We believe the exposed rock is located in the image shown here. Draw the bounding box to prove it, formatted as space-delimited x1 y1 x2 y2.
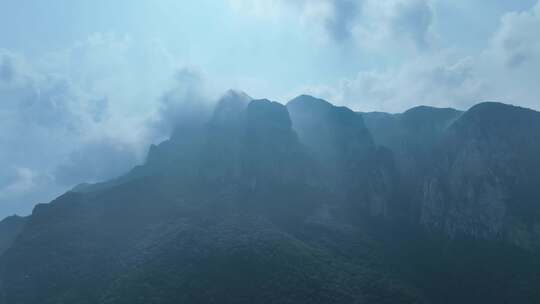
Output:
1 95 540 304
421 102 540 247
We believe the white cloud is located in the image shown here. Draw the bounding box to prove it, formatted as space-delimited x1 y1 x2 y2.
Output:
0 167 44 197
0 166 58 217
229 0 435 50
290 1 540 112
1 1 540 218
354 0 435 51
295 53 485 112
0 35 212 217
0 49 127 215
150 67 218 140
478 1 540 109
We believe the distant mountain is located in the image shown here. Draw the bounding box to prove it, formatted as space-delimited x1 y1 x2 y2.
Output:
0 94 539 303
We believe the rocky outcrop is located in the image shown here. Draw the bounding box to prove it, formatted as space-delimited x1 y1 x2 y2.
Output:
0 93 420 304
361 106 463 216
362 102 540 247
244 99 308 187
420 102 540 247
288 95 398 218
1 93 540 303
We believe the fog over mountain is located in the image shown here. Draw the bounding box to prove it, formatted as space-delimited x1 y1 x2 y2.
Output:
1 1 540 303
0 91 539 303
2 1 540 219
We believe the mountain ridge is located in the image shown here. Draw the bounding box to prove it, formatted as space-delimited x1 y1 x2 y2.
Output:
1 93 539 303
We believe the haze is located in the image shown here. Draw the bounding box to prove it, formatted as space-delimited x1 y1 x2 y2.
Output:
1 0 540 218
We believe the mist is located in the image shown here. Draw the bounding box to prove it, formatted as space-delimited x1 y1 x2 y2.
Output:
0 2 540 303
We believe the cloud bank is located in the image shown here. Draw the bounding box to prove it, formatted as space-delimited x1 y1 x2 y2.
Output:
1 1 540 218
0 35 216 217
267 0 540 112
230 0 435 51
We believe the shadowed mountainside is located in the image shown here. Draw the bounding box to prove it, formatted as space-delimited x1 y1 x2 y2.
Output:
0 93 539 303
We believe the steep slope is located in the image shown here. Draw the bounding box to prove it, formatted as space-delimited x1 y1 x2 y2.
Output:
0 94 420 304
422 102 540 247
288 95 398 218
1 94 540 303
362 106 462 154
361 106 462 217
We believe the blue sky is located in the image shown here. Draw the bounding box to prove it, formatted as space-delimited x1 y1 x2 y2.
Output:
1 0 540 217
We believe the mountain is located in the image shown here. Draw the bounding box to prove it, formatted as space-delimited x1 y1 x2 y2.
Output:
361 105 463 219
362 102 540 247
288 95 398 218
421 102 540 247
0 215 27 256
0 94 539 303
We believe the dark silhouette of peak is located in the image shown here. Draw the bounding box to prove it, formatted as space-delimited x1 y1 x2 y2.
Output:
288 95 368 132
402 105 462 125
223 89 252 100
248 99 292 128
362 104 462 150
287 94 334 110
245 99 305 180
210 90 251 128
455 101 540 132
442 102 540 152
466 101 536 120
400 106 463 140
217 90 252 110
287 95 396 217
287 95 375 166
467 101 527 113
3 96 540 304
288 95 371 135
403 105 460 115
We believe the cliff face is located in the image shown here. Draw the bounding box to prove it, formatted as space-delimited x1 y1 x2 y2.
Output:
361 106 463 219
420 102 540 247
244 99 308 187
1 94 540 303
0 94 420 304
288 95 398 218
363 102 540 247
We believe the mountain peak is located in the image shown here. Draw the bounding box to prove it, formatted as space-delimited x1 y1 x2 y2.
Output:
466 101 537 116
221 89 252 102
287 94 334 110
211 90 252 125
2 92 540 303
454 101 540 131
399 105 463 131
247 99 292 128
403 105 461 116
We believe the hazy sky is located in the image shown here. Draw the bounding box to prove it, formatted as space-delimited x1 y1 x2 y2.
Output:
1 0 540 217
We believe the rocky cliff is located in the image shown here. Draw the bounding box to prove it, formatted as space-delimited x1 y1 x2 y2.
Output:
0 94 539 303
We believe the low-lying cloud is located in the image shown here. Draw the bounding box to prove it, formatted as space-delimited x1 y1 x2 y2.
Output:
0 35 216 218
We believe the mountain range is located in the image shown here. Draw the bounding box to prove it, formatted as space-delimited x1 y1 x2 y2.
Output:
0 91 539 303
